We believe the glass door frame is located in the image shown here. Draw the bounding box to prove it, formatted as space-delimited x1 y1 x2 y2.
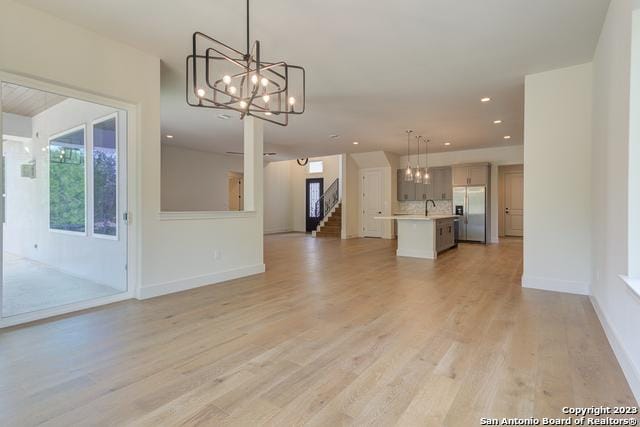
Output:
0 71 139 328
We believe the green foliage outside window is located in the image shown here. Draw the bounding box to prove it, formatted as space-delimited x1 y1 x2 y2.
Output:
49 135 86 232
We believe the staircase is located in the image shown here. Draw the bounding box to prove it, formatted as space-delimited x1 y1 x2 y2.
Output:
311 178 341 238
313 203 342 237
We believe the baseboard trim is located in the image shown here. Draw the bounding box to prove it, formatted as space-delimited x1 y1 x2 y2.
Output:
521 275 590 295
590 296 640 404
396 248 436 259
138 264 266 300
264 228 293 235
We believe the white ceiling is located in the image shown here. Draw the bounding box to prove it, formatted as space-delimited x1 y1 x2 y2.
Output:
18 0 609 158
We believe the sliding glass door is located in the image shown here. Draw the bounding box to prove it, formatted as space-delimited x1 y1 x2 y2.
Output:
0 80 128 319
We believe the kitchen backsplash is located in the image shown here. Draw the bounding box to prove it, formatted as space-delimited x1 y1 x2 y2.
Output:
396 200 453 215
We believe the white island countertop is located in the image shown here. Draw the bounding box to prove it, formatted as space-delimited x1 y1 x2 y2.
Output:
375 214 460 221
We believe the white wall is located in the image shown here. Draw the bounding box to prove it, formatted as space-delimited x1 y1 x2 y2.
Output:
0 0 264 302
161 144 243 211
263 160 292 234
343 153 360 238
2 112 31 139
590 0 640 402
522 63 592 295
399 145 524 242
3 98 126 290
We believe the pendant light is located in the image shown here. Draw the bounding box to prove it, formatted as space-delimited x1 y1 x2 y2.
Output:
186 0 305 126
404 130 414 182
423 138 431 185
414 136 423 184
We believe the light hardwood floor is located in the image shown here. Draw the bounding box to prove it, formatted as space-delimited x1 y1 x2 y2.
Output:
0 234 635 426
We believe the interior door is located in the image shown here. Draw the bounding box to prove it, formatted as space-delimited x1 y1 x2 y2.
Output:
305 178 324 232
228 176 243 211
361 169 384 237
504 171 524 236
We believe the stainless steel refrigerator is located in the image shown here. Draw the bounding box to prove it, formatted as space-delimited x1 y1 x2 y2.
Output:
453 186 486 243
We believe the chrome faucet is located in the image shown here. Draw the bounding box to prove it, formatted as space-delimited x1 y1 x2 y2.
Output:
425 199 436 216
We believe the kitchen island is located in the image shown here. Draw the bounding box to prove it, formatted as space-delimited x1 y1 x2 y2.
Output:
375 215 459 259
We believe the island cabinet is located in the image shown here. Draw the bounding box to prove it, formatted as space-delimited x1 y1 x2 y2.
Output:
435 218 456 253
452 163 489 186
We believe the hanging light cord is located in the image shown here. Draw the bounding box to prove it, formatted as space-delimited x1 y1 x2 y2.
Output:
246 0 250 55
425 138 429 170
406 130 413 168
416 136 421 172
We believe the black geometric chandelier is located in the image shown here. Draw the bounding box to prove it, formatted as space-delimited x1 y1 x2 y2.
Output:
186 0 306 126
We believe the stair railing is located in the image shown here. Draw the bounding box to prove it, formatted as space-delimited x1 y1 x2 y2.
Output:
315 178 339 223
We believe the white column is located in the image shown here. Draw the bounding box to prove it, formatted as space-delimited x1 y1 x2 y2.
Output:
243 116 264 259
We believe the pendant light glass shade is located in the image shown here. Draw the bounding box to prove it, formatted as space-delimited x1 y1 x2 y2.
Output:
405 166 413 181
423 138 431 184
404 130 414 182
414 135 423 184
423 169 431 185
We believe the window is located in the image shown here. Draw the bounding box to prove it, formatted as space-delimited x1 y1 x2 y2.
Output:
93 115 118 237
308 160 323 174
49 125 86 233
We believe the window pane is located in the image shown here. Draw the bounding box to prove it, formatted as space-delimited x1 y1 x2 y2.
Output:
93 117 117 236
308 161 323 174
50 128 85 232
309 182 320 218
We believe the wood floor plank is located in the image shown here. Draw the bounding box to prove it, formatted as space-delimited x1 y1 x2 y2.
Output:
0 234 635 426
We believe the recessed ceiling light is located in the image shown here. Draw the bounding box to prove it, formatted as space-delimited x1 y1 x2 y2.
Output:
265 112 272 116
504 135 511 140
353 141 359 145
444 142 451 146
493 120 502 124
166 134 174 139
481 97 491 102
217 114 231 120
329 134 340 139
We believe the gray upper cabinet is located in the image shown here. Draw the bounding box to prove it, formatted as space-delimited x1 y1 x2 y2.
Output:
468 165 488 185
416 180 429 201
452 164 489 186
397 167 453 201
429 166 452 200
452 166 470 186
397 169 416 201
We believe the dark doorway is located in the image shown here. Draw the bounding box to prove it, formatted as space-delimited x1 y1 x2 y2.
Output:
306 178 324 232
